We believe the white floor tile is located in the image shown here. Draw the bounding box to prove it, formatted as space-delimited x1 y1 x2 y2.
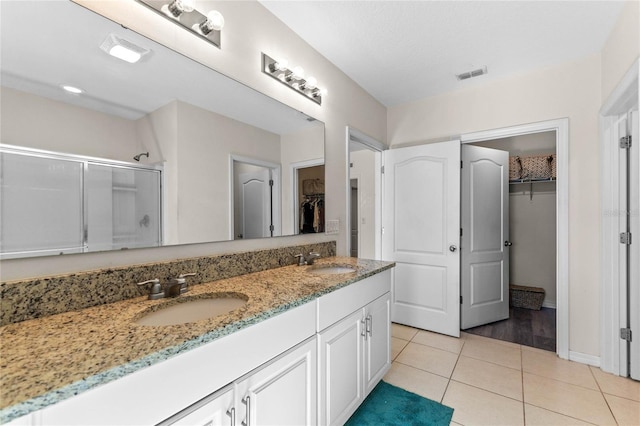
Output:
443 380 524 426
395 342 459 378
383 361 449 403
452 355 523 401
412 330 465 354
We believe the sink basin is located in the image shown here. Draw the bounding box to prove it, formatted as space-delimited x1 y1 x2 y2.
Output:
135 294 247 326
308 264 357 275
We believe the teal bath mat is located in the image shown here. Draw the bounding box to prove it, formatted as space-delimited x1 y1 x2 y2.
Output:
345 381 454 426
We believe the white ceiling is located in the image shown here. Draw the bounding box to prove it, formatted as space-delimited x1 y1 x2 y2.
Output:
260 1 627 106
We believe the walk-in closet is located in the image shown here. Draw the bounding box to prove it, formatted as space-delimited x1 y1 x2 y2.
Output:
465 131 558 351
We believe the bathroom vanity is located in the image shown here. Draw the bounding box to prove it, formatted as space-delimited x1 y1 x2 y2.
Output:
0 257 393 425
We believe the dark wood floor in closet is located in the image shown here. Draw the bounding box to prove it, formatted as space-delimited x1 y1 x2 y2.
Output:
464 307 557 352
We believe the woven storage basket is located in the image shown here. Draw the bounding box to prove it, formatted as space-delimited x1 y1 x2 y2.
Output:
509 156 522 180
302 179 324 195
520 154 556 180
509 284 545 310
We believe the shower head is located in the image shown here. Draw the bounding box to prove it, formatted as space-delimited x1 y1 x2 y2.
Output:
133 152 149 162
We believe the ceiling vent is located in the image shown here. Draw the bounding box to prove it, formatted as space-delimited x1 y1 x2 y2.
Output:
456 66 487 81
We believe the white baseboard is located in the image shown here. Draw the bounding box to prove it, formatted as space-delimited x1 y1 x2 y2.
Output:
542 300 557 309
569 351 601 367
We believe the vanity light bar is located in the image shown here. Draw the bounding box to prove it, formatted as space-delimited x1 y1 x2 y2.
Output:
262 53 324 105
136 0 223 49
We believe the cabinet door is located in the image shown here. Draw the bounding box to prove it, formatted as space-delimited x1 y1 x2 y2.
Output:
318 310 364 426
235 337 316 426
164 385 234 426
364 293 391 395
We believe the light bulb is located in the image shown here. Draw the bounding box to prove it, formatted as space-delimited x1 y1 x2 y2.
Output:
313 88 327 98
275 59 288 71
167 0 195 17
200 10 225 34
292 66 304 80
304 76 317 89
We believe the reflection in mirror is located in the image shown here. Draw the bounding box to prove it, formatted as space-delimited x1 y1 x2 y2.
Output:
348 129 384 260
0 1 325 259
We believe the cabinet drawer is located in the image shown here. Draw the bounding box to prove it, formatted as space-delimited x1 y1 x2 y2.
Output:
317 269 391 331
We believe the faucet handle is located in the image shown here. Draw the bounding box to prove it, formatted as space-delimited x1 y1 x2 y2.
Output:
307 252 321 265
178 272 196 279
137 279 164 300
137 278 160 287
294 254 305 266
176 272 196 294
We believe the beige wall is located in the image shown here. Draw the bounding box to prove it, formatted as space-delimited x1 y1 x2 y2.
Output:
601 1 640 101
388 53 602 356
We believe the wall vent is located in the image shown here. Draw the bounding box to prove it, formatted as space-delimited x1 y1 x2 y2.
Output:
456 66 488 81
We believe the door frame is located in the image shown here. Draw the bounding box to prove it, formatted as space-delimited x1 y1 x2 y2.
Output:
346 126 386 260
461 118 569 360
229 155 281 240
599 58 639 377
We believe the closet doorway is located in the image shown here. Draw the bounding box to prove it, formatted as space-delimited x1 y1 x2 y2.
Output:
462 132 558 352
461 119 569 359
292 162 325 234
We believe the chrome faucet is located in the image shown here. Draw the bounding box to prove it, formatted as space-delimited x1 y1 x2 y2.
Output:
137 273 196 299
137 278 164 300
165 273 197 298
294 252 321 266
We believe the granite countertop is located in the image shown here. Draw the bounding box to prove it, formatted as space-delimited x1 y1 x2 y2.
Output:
0 257 394 423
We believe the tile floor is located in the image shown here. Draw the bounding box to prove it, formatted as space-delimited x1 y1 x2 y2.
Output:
385 323 640 426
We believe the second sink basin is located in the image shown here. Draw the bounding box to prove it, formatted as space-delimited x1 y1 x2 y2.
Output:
135 293 248 326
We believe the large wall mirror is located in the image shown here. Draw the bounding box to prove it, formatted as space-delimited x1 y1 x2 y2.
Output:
0 1 325 259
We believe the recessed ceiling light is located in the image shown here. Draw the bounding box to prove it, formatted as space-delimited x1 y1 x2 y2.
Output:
61 85 84 94
100 34 150 64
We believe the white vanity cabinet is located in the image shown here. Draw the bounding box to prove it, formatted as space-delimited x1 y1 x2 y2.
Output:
163 337 316 426
7 268 392 426
165 385 235 426
317 270 392 426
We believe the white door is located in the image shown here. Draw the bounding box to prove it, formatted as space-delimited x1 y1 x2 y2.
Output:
382 141 461 337
239 169 271 239
621 109 639 380
630 109 639 380
460 145 510 329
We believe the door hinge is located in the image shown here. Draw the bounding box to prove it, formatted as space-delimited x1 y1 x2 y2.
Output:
269 179 274 187
620 232 632 245
621 328 632 342
460 228 463 237
381 165 385 174
269 224 274 232
461 160 463 168
460 296 463 304
620 135 632 149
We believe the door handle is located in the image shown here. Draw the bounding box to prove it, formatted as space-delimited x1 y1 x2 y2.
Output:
504 241 513 247
449 245 457 252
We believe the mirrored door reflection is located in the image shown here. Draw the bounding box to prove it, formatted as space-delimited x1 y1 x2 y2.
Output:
348 128 385 260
